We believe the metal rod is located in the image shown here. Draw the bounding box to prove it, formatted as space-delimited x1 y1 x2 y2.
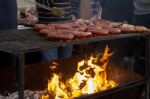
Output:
145 35 150 99
17 52 25 99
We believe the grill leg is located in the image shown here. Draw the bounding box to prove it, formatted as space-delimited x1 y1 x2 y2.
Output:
17 53 25 99
145 35 150 99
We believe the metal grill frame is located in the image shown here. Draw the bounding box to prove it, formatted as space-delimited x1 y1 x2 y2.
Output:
0 29 149 99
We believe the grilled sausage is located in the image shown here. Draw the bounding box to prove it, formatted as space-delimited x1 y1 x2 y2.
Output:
87 26 102 30
73 26 87 31
107 28 121 34
119 24 135 33
47 33 74 40
60 30 92 38
39 29 65 36
87 28 109 36
72 31 93 38
39 29 52 36
109 22 123 28
54 24 72 30
135 26 148 32
34 24 48 31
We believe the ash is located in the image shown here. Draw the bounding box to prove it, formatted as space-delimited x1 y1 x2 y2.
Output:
0 90 47 99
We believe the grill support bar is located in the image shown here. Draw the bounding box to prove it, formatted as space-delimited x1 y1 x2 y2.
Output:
17 52 25 99
145 35 150 99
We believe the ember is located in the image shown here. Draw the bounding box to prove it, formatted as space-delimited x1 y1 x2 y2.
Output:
42 46 117 99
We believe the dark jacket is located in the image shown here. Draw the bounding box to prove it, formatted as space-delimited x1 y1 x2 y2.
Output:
101 0 134 23
91 0 134 23
0 0 17 29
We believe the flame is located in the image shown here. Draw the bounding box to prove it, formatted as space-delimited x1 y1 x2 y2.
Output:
49 62 58 71
42 46 117 99
42 95 49 99
49 65 57 71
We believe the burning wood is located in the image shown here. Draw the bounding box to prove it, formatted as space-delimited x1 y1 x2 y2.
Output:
0 46 144 99
0 48 143 99
42 46 117 99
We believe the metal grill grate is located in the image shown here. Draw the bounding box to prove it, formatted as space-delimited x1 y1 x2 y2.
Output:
0 29 149 54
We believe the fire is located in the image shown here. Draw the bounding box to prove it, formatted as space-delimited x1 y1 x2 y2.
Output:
42 46 117 99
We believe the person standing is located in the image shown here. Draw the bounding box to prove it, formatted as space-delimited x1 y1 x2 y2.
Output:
0 0 17 29
0 0 17 66
91 0 134 23
71 0 80 19
133 0 150 28
35 0 80 61
0 0 18 96
133 1 150 98
133 0 150 75
90 0 136 70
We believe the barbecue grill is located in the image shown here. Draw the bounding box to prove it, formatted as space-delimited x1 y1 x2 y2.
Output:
0 29 149 99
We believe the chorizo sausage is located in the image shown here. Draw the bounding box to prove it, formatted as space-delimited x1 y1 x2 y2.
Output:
107 28 121 34
47 33 74 40
87 28 109 36
54 24 72 30
119 24 135 33
135 26 148 32
34 24 48 31
72 31 92 38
